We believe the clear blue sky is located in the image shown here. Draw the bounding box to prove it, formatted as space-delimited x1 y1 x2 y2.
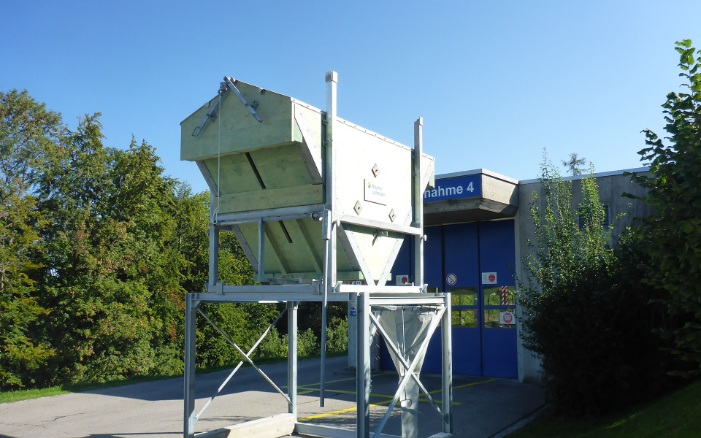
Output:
3 1 701 193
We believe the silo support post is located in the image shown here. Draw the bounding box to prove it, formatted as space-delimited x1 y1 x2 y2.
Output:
288 301 298 416
356 292 371 438
442 293 453 434
184 293 199 438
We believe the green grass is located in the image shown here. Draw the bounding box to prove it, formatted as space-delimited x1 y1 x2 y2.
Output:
0 373 181 404
509 379 701 437
0 386 70 404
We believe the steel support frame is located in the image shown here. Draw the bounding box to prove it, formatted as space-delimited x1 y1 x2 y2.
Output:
183 71 452 438
183 291 451 438
183 292 299 438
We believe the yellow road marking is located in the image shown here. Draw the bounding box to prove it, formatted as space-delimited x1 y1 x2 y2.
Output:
453 378 497 390
294 376 497 422
299 399 393 421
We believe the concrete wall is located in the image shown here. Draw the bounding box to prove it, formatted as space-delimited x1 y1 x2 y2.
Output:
514 167 652 382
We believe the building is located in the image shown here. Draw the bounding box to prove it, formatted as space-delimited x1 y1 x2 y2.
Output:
381 167 651 382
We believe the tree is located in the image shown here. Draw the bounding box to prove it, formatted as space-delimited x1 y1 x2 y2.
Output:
34 115 149 383
633 39 701 375
0 89 296 389
34 117 186 383
0 90 60 388
520 154 613 299
518 155 676 416
561 152 587 175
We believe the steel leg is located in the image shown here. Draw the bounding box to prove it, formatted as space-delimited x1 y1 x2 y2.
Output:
184 294 198 438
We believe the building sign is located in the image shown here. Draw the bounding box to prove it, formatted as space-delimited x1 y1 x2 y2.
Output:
423 174 482 203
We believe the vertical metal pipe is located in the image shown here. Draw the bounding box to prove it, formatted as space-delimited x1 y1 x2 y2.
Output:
356 292 371 438
325 71 338 288
320 71 338 407
320 210 332 407
324 71 337 210
257 217 265 283
184 294 198 438
413 118 424 288
209 194 219 288
288 301 298 416
320 296 328 407
442 293 453 434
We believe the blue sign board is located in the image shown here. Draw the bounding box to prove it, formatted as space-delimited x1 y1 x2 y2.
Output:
423 174 482 203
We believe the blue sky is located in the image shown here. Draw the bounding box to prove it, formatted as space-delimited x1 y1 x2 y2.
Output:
3 1 701 193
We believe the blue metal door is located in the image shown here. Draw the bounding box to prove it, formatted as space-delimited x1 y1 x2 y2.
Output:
441 223 482 376
382 220 518 379
419 226 449 374
479 220 518 379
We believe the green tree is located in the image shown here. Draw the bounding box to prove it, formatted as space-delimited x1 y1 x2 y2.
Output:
35 115 144 383
561 152 588 176
34 116 185 383
0 90 60 388
108 140 186 375
1 89 295 388
518 156 675 416
173 185 210 293
520 154 613 300
633 39 701 375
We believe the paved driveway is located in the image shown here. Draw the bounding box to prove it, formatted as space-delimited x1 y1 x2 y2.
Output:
0 356 544 437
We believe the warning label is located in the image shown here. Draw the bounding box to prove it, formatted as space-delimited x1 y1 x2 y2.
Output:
482 272 498 284
499 311 515 325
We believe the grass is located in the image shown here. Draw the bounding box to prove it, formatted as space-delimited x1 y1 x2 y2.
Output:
0 373 181 404
509 379 701 437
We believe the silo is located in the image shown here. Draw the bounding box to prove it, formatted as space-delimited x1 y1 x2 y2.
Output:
181 73 452 438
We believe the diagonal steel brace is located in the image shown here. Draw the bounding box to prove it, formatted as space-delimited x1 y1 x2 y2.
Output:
372 306 446 437
224 76 263 123
197 308 290 404
195 307 289 420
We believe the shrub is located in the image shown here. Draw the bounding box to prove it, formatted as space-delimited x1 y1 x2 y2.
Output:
519 157 679 416
523 233 678 416
326 317 349 354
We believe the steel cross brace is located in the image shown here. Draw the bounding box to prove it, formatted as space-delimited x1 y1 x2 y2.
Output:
194 307 289 420
369 309 445 417
197 307 291 404
370 306 447 438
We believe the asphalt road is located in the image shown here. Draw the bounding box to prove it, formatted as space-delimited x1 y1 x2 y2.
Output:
0 356 544 438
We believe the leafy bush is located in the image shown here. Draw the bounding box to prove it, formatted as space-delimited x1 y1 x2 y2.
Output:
523 233 678 416
298 328 320 357
519 157 679 416
326 317 349 354
631 40 701 375
258 327 288 359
